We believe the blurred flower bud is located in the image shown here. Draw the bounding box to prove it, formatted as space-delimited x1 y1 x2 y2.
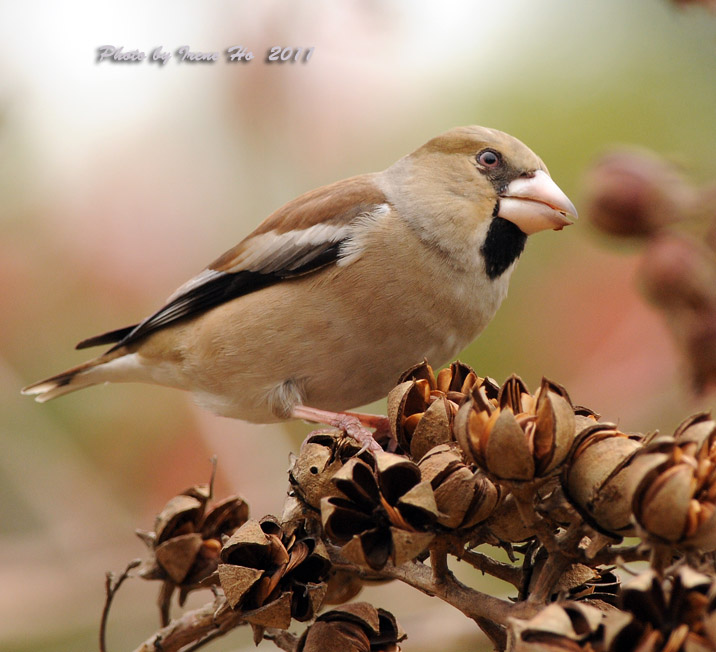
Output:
321 452 437 570
686 315 716 394
218 517 330 628
297 603 405 652
418 443 500 529
630 414 716 549
638 233 716 393
583 148 695 237
509 602 605 651
455 376 575 482
562 423 643 536
603 568 716 651
387 360 490 461
136 481 249 621
639 234 716 313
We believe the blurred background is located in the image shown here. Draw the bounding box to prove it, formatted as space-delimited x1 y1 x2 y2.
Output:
1 0 715 650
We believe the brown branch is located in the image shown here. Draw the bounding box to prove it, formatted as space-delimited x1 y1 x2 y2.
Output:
158 581 174 628
509 483 559 554
650 543 676 576
527 523 586 605
131 598 245 652
430 542 450 582
474 616 507 651
326 542 536 626
453 549 522 588
100 559 141 652
382 559 538 624
586 544 650 566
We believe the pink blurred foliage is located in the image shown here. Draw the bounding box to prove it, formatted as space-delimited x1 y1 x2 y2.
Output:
500 237 683 433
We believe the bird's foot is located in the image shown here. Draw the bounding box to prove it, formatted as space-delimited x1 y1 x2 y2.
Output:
291 405 389 453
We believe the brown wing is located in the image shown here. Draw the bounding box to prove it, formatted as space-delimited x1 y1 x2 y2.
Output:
78 174 388 351
209 174 386 272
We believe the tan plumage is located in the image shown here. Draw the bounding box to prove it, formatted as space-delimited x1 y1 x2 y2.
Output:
22 126 577 424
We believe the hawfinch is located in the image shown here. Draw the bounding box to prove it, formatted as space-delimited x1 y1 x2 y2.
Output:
23 126 577 437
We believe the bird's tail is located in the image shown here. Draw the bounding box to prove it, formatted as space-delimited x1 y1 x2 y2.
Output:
21 351 126 402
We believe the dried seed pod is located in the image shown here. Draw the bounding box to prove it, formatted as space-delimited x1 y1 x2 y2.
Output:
630 416 716 550
289 431 369 509
217 517 330 628
322 568 366 605
483 492 538 543
574 405 601 437
321 452 437 570
582 147 695 237
297 603 405 652
673 413 716 454
527 547 620 606
137 481 249 624
566 567 621 606
603 568 716 651
509 602 605 651
455 376 576 482
387 360 484 461
561 423 643 537
418 444 500 529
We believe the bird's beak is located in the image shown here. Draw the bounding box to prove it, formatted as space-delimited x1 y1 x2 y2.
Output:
497 170 578 235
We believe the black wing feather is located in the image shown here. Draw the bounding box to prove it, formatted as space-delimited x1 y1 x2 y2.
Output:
103 241 342 352
76 325 137 350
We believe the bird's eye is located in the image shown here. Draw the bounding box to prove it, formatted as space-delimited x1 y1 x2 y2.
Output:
477 149 501 168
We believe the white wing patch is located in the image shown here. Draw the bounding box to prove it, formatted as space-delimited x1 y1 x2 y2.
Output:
337 204 391 266
163 203 391 304
231 222 349 274
223 203 391 273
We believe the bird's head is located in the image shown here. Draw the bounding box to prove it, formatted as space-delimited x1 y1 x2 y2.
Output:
418 125 577 234
385 126 577 277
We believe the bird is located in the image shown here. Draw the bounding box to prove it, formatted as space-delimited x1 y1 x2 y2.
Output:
22 126 577 448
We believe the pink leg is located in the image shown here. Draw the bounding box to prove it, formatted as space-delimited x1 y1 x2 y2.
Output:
291 405 385 452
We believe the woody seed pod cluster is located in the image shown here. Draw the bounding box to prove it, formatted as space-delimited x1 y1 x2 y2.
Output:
562 423 644 537
629 414 716 549
604 568 716 652
289 431 370 510
387 360 490 461
297 603 405 652
510 602 605 651
136 481 249 623
218 517 330 628
455 375 576 482
321 452 438 569
418 443 500 529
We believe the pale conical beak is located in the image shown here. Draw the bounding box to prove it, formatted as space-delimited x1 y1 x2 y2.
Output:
497 170 578 235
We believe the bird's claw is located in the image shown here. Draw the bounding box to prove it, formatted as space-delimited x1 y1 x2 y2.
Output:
332 414 383 453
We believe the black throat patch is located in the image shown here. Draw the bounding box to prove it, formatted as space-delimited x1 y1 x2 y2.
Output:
480 216 527 279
